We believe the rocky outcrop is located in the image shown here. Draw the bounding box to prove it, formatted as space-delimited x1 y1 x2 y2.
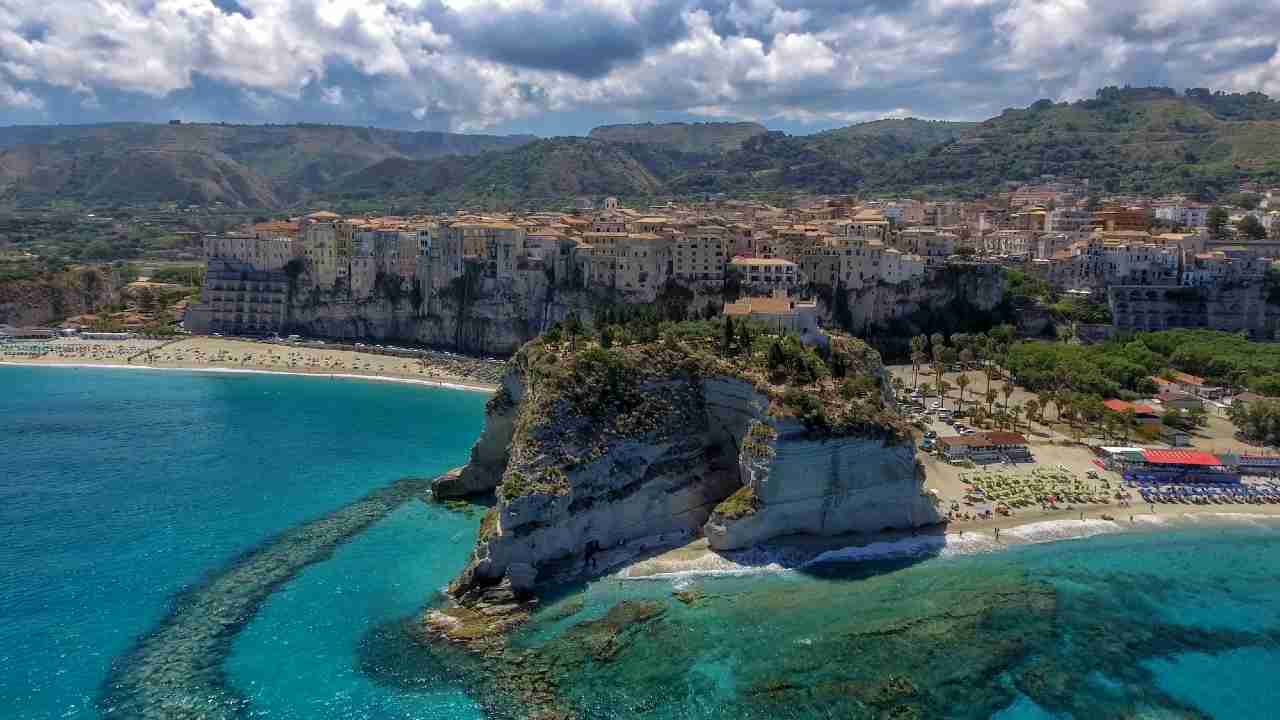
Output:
433 374 524 499
440 334 940 604
0 266 120 326
844 264 1005 333
704 421 936 550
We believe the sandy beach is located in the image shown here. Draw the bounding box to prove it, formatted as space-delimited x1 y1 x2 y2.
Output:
1 336 503 392
619 504 1280 580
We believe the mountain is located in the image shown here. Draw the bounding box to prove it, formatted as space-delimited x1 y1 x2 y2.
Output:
7 88 1280 210
337 138 665 208
0 123 535 208
588 121 769 153
875 87 1280 197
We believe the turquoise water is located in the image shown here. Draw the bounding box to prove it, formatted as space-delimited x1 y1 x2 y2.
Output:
460 525 1280 720
7 366 1280 719
0 366 487 720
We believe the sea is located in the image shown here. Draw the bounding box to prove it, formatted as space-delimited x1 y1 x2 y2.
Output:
4 365 1280 720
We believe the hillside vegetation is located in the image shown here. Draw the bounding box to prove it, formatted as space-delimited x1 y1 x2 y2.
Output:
587 121 768 153
0 123 534 208
7 88 1280 209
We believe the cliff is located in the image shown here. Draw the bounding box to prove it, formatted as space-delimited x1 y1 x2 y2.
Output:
435 322 940 608
0 265 120 326
845 264 1006 334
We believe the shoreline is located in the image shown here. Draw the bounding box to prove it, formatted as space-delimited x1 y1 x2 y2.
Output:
617 507 1280 581
0 360 498 393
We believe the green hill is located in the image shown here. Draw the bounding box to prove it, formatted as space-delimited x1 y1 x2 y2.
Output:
7 88 1280 209
0 123 535 208
336 138 665 209
587 121 769 153
874 88 1280 197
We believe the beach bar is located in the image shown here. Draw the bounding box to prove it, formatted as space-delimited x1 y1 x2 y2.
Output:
938 432 1031 464
1125 449 1239 484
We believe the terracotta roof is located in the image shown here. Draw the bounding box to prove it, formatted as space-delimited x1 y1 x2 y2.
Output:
1170 370 1206 386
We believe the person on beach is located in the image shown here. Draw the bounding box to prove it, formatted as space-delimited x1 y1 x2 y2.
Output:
994 528 1000 541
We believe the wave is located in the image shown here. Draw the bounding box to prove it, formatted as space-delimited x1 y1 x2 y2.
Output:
622 511 1280 580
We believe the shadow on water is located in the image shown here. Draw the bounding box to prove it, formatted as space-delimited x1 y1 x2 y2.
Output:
97 477 440 720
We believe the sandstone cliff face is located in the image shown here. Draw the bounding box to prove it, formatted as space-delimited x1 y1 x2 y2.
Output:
444 344 939 599
0 266 120 326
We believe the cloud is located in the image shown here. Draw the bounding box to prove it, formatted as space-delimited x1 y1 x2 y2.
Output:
0 0 1277 134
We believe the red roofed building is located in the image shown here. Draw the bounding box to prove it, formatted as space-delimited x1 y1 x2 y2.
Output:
1140 449 1222 467
1102 399 1161 425
937 432 1031 464
1128 449 1239 483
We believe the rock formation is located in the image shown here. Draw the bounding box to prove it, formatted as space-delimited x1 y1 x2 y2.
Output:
432 324 941 609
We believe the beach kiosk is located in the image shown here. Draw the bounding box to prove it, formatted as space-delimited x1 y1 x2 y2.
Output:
1127 449 1239 484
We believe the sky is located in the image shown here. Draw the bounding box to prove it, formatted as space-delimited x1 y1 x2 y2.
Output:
0 0 1278 136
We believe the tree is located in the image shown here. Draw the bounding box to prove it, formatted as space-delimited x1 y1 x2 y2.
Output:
986 388 999 415
1025 398 1041 430
939 380 955 410
1238 215 1268 241
1207 206 1230 239
1002 384 1015 411
956 374 971 409
930 332 946 361
722 315 735 357
564 311 583 353
933 362 946 404
1011 404 1024 432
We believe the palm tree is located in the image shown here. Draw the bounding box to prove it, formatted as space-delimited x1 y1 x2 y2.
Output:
955 374 971 410
910 350 927 391
939 380 955 410
986 388 999 415
1001 384 1015 412
932 362 946 404
1025 399 1040 431
1011 404 1025 432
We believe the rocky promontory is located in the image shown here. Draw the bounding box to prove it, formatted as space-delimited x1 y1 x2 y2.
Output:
429 319 940 635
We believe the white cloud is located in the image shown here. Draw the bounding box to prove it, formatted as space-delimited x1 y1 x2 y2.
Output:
0 0 1277 130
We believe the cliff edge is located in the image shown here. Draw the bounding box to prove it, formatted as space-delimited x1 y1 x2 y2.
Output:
434 320 940 609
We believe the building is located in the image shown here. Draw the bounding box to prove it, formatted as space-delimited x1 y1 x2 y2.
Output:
673 226 729 284
185 259 289 335
203 234 295 272
1125 449 1238 484
722 292 820 336
1102 399 1162 427
729 257 800 291
937 432 1031 464
1092 206 1151 232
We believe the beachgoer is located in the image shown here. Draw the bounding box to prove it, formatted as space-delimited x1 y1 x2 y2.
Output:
994 528 1000 541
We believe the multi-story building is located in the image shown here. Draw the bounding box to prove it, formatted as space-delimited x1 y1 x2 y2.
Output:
203 234 295 271
1046 208 1095 233
581 232 672 296
729 257 801 291
185 259 289 335
1093 206 1151 232
673 225 729 284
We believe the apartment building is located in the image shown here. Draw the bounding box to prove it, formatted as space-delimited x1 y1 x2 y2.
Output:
729 257 801 291
673 225 729 284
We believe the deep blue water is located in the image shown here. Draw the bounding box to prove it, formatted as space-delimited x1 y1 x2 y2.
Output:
6 365 1280 719
0 366 488 720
